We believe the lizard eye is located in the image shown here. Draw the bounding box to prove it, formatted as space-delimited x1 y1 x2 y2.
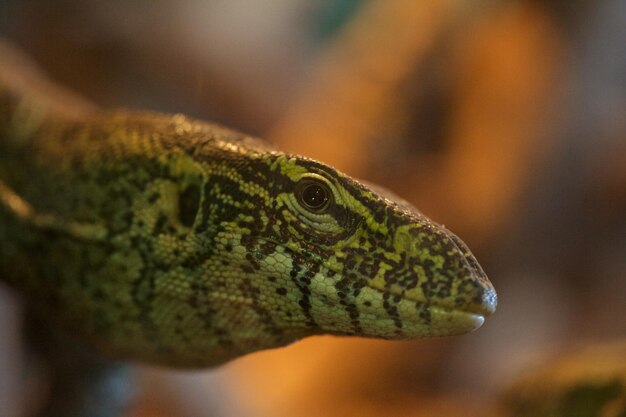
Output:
296 179 332 213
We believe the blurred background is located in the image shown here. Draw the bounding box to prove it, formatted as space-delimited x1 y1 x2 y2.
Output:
0 0 624 416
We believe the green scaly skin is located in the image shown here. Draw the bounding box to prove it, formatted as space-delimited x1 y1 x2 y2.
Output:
0 46 496 369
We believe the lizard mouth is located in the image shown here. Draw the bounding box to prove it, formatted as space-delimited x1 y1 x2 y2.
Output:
425 305 486 335
394 285 496 336
354 282 495 338
338 301 488 340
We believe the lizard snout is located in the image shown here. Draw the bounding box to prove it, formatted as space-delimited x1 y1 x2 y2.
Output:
443 231 497 318
399 223 497 319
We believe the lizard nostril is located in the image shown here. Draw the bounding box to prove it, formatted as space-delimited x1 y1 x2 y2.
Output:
470 285 497 316
482 287 498 315
446 232 497 316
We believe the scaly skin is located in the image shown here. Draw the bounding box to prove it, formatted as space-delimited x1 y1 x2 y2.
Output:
0 45 496 369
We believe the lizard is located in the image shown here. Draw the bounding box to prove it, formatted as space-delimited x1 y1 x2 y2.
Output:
0 40 496 415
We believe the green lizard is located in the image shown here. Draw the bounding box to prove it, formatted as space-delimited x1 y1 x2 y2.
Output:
0 41 495 415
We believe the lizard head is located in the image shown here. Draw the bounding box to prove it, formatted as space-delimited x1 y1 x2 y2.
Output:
141 145 496 366
211 154 497 347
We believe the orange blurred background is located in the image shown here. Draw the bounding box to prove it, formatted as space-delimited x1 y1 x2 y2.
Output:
1 1 624 416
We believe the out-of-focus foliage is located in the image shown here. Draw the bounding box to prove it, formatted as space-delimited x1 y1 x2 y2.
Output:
495 342 626 417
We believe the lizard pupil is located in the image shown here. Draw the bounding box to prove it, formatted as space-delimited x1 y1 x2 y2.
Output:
299 181 330 212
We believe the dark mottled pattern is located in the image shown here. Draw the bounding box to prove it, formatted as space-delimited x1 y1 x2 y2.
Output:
0 70 496 368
